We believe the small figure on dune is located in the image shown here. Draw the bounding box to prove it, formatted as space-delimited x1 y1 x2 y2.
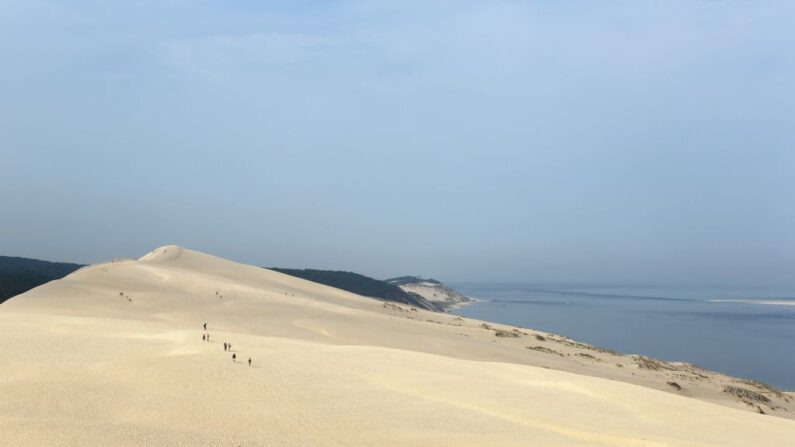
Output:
206 334 210 342
232 353 237 362
224 342 228 351
248 358 251 367
228 343 232 351
202 334 206 341
203 323 207 330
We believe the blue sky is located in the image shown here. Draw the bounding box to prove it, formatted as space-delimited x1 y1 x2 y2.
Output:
1 1 794 284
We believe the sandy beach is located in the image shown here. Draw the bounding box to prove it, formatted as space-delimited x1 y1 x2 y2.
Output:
1 245 794 446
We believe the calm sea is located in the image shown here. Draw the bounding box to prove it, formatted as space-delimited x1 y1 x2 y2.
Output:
450 283 795 390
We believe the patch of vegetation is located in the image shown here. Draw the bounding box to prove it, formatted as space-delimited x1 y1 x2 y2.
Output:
480 323 521 338
576 353 598 360
670 362 711 379
494 329 521 338
534 334 546 341
723 385 771 404
556 337 618 355
0 255 83 304
735 379 788 402
270 268 440 311
667 381 682 391
382 302 408 312
526 346 564 356
633 355 677 371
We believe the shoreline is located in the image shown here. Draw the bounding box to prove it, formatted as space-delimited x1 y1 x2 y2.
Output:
448 289 795 392
2 246 794 445
438 297 482 312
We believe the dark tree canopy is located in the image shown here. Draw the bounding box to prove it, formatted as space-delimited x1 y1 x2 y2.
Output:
0 255 83 304
269 268 440 311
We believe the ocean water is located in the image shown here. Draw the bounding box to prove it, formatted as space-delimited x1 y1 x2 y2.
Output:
450 284 795 390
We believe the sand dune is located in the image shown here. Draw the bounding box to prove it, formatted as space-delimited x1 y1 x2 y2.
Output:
1 245 794 446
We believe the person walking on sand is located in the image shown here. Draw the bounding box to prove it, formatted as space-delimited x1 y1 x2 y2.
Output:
203 323 207 330
224 342 228 351
248 358 251 367
232 353 236 362
202 334 206 341
228 343 232 351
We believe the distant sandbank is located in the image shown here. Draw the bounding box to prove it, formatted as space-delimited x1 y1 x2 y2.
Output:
710 299 795 307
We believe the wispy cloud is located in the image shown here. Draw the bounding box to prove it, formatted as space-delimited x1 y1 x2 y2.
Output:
158 33 335 79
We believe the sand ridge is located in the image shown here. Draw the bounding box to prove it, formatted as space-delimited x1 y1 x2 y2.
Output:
1 245 794 446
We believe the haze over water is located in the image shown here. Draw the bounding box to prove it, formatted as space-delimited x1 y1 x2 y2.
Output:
452 284 795 390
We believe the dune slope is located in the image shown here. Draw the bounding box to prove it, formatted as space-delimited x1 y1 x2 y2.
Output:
1 245 794 446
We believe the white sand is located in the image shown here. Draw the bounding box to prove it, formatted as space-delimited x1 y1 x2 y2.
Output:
397 282 472 309
1 245 794 446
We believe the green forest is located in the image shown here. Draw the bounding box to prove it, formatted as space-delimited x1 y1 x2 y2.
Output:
0 256 83 304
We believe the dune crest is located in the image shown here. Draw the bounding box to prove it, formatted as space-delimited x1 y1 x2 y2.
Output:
137 244 184 262
1 246 794 446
